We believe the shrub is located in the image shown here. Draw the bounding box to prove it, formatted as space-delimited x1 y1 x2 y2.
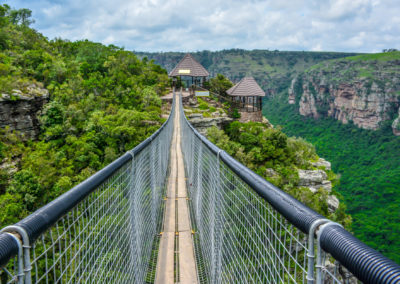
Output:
232 108 241 118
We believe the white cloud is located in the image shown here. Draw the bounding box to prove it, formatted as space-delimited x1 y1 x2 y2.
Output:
4 0 400 52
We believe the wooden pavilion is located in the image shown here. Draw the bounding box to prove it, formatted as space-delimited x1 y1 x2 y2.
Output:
169 54 209 90
226 77 265 122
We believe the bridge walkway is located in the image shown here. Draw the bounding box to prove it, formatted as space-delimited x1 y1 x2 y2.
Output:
155 94 197 283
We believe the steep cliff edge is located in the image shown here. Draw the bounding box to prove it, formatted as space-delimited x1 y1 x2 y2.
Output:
288 52 400 135
0 83 49 140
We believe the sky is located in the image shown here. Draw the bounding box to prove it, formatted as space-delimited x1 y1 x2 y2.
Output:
3 0 400 53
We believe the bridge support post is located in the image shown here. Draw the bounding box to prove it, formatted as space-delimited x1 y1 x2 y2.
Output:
211 151 223 284
150 139 157 228
307 219 329 284
190 129 195 185
195 143 203 225
128 153 140 283
315 222 343 284
1 225 32 284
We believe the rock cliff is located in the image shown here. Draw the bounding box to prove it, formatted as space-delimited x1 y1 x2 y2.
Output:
392 107 400 135
288 53 400 135
0 83 49 140
188 113 233 135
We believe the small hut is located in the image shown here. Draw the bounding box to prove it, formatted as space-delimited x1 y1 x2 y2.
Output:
169 54 209 92
226 77 265 122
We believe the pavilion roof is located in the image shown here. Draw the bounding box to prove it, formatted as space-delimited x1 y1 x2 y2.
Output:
226 77 265 97
169 53 209 77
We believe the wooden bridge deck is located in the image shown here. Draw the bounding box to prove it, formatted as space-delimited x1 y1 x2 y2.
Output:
155 95 197 283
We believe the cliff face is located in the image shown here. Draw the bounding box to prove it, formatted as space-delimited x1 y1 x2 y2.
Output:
392 107 400 135
0 84 49 140
289 53 400 135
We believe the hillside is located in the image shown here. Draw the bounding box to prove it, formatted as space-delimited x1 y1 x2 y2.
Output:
0 5 169 226
288 52 400 134
136 49 358 95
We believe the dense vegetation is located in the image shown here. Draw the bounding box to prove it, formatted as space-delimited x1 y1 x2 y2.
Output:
136 49 359 95
0 5 170 226
263 94 400 263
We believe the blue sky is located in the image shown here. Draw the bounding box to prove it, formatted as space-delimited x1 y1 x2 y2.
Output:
3 0 400 52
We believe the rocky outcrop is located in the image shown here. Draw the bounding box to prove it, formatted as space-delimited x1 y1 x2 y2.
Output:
311 158 331 170
188 113 233 135
238 111 263 122
0 84 49 140
327 195 340 213
299 85 319 118
392 107 400 136
291 57 400 133
288 78 296 104
298 169 332 193
298 168 339 213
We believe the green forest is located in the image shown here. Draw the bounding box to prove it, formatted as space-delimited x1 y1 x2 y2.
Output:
263 94 400 263
0 5 170 226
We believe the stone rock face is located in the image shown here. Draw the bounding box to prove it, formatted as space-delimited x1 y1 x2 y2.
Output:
265 168 278 177
0 158 19 176
298 168 338 212
0 84 49 140
188 116 234 135
298 169 332 193
239 111 263 122
312 158 331 170
327 195 340 213
299 86 319 118
291 59 400 132
288 78 296 104
392 107 400 136
262 117 273 128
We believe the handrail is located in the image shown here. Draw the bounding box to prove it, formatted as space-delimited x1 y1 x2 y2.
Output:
320 224 400 283
0 94 175 268
0 234 20 267
179 91 400 283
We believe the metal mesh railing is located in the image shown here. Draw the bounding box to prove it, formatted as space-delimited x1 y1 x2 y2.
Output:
179 92 400 284
0 96 175 284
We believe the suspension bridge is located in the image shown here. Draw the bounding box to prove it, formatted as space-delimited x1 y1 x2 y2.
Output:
1 90 400 283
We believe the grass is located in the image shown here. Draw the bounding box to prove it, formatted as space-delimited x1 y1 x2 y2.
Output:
358 68 374 78
344 51 400 62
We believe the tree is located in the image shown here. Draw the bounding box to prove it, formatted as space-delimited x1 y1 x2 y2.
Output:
207 73 233 96
0 4 10 27
8 8 35 26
